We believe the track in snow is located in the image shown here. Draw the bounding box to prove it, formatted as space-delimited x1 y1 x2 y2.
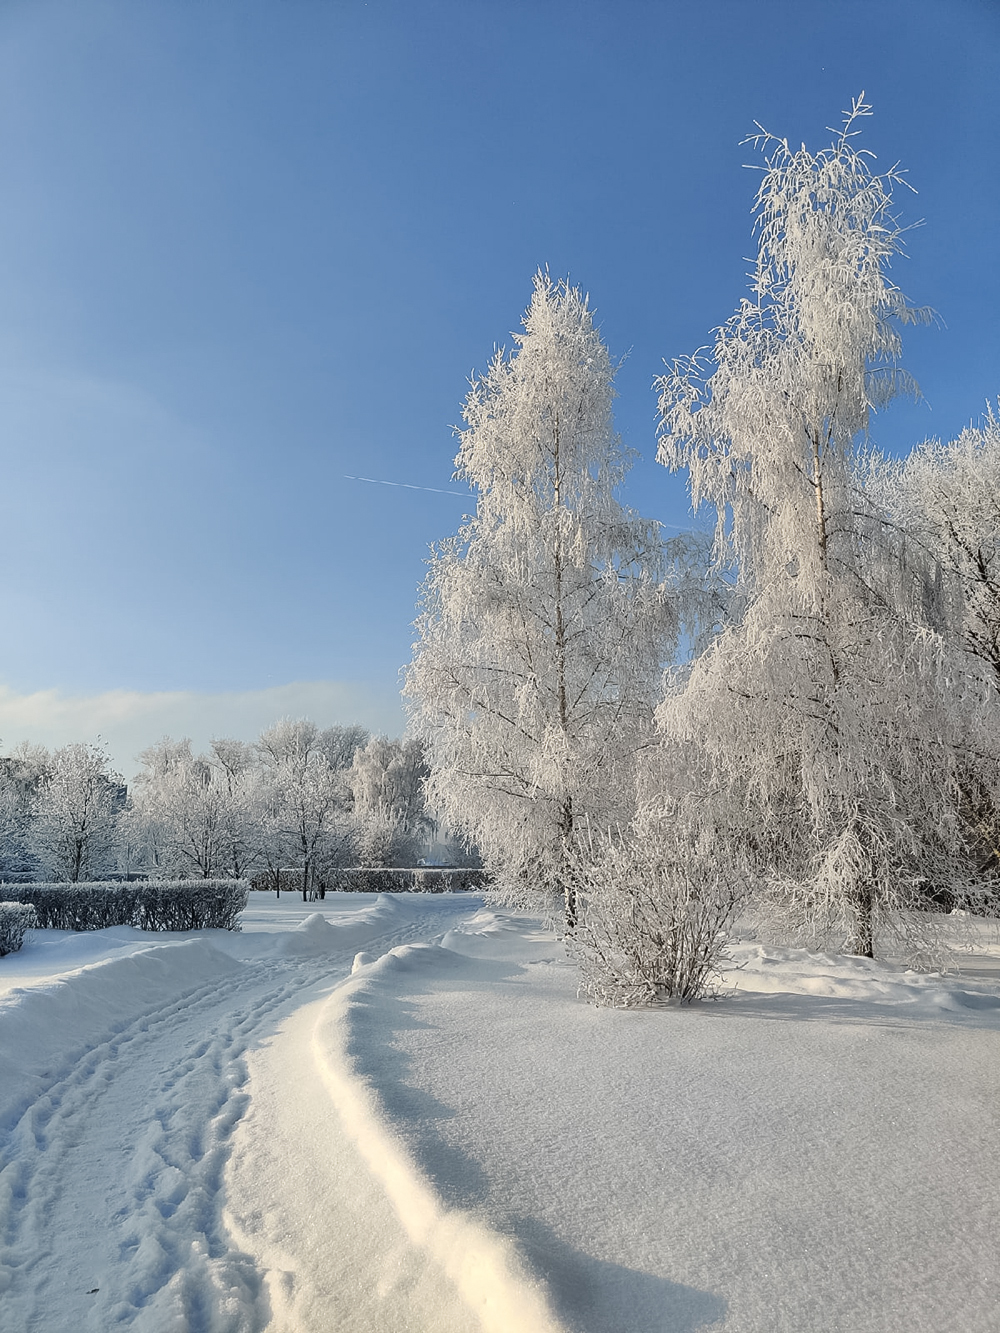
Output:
0 896 474 1333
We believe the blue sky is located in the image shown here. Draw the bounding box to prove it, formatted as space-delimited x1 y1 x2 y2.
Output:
0 0 997 773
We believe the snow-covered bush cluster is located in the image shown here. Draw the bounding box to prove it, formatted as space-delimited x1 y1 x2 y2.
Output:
0 901 36 955
2 880 249 931
0 725 470 902
406 98 1000 1000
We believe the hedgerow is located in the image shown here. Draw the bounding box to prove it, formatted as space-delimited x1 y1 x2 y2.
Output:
0 880 248 932
330 867 488 893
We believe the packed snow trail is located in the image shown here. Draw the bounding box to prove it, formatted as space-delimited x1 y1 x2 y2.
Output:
0 894 479 1333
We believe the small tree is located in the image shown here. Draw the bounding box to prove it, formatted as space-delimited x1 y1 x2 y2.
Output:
257 719 360 899
654 98 997 959
350 735 432 867
405 273 678 925
29 742 124 882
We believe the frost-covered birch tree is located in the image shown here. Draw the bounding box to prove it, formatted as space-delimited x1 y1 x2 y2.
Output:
257 719 359 899
654 98 998 959
405 273 677 924
882 404 1000 684
350 735 432 868
876 405 1000 879
29 742 125 882
129 739 228 879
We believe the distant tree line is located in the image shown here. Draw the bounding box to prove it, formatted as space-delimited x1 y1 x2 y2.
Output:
0 723 473 897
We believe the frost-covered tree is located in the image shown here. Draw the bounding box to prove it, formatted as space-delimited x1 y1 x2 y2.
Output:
877 405 1000 878
128 736 267 880
207 738 267 879
405 273 678 924
29 742 125 882
654 98 998 959
129 738 228 879
350 735 432 868
0 742 50 881
257 719 361 898
882 404 1000 683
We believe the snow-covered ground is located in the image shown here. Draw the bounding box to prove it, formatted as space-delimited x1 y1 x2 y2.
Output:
2 894 999 1332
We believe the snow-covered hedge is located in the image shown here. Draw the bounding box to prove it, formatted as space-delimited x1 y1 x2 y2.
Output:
0 901 37 955
251 867 487 894
332 867 488 893
0 881 248 932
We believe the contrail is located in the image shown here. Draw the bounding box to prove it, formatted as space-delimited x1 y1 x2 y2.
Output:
345 474 471 498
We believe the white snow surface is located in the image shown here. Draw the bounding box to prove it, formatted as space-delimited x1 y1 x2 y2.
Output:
2 895 999 1332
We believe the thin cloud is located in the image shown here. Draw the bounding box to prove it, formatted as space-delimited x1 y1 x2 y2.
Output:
0 681 406 779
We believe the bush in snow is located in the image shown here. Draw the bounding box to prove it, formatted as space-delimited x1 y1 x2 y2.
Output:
0 901 37 955
569 835 746 1005
131 880 249 931
1 880 248 931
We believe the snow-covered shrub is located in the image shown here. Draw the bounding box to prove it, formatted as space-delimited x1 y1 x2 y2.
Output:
4 883 142 930
415 867 487 893
570 836 746 1005
1 880 248 931
0 901 37 955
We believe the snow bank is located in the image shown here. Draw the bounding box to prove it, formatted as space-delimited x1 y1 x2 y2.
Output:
313 941 566 1333
274 893 413 958
725 938 1000 1017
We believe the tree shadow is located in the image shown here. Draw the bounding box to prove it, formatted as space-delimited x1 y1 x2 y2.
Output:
714 986 1000 1031
346 953 727 1330
510 1213 727 1332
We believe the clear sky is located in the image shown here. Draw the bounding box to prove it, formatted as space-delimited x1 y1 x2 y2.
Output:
0 0 997 774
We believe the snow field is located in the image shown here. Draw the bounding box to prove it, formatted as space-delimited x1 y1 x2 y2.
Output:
321 908 1000 1333
3 895 999 1333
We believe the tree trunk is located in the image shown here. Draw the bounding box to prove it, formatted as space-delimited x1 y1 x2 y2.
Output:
552 416 576 933
559 796 576 931
851 882 875 958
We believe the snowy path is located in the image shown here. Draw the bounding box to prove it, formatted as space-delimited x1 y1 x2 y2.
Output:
0 894 474 1332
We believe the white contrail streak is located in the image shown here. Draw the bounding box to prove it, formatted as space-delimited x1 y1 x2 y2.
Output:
345 474 471 498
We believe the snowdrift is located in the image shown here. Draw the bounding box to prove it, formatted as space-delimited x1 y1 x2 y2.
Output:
314 940 566 1333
